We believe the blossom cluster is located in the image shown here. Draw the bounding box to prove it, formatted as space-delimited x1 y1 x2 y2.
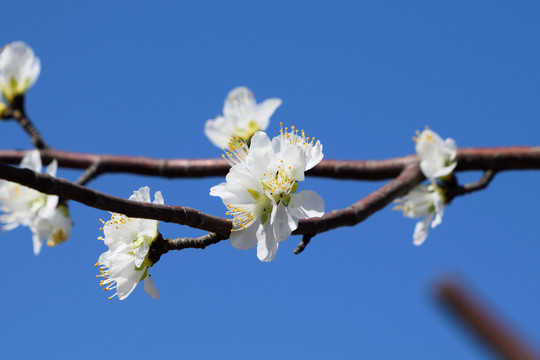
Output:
95 187 162 300
210 123 325 262
394 128 457 245
0 150 72 254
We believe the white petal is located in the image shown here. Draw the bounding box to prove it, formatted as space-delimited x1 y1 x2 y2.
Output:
133 243 150 268
249 131 272 152
271 202 297 243
256 223 278 262
31 230 44 255
230 218 260 250
144 275 160 299
204 116 234 148
45 159 57 177
413 213 435 246
153 191 164 205
306 140 324 170
20 150 42 172
223 87 256 118
253 98 282 130
288 190 325 220
130 186 151 203
279 146 307 181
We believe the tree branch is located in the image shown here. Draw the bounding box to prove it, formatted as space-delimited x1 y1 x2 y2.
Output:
5 96 49 150
0 146 538 181
436 277 540 360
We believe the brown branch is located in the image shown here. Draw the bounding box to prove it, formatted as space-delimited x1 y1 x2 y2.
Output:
0 148 414 180
293 164 423 236
148 232 227 264
446 170 497 202
0 146 540 251
0 162 232 235
0 161 423 243
0 146 538 181
6 96 49 150
436 278 540 360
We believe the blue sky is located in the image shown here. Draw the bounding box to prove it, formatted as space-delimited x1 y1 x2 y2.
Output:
1 1 540 359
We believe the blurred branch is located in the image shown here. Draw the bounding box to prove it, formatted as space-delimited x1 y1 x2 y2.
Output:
446 170 497 202
436 278 540 360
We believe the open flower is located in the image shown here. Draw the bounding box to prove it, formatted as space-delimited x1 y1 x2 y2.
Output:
211 129 324 262
95 187 162 300
414 128 457 181
0 41 41 104
393 184 445 245
0 150 70 254
204 87 282 148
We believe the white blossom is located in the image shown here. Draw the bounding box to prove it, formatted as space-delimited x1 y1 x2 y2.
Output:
415 128 457 181
394 184 445 246
211 129 324 262
0 41 41 103
0 150 71 254
205 87 282 148
95 187 163 300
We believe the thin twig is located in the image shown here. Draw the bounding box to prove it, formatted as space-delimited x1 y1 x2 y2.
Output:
436 277 540 360
294 234 314 254
75 159 102 186
446 170 496 202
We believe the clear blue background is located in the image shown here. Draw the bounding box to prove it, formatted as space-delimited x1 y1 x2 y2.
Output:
1 1 539 359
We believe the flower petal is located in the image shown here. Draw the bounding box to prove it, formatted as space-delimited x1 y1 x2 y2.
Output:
288 190 325 220
144 275 160 299
253 98 282 130
256 223 278 262
413 213 435 246
271 202 297 243
230 218 260 250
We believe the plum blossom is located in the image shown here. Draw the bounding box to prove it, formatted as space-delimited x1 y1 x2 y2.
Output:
0 41 41 104
211 128 324 262
95 187 162 300
393 183 445 246
0 150 71 254
414 128 457 181
204 86 282 148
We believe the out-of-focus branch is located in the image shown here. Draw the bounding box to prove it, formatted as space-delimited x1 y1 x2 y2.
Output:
436 278 540 360
446 170 496 202
3 96 49 150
